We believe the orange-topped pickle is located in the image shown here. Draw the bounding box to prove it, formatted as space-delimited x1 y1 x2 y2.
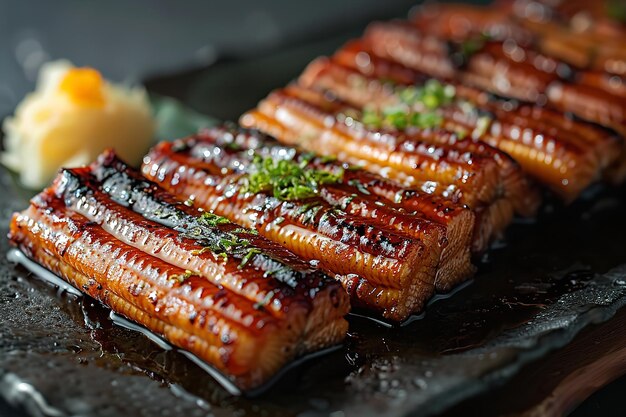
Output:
59 67 105 107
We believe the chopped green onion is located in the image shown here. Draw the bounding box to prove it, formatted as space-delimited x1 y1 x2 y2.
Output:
359 79 455 131
197 212 230 227
244 155 343 201
459 33 491 60
168 270 196 283
239 248 262 269
183 196 195 207
473 116 492 138
254 291 275 310
232 227 258 235
607 0 626 23
455 128 468 140
348 179 371 195
361 107 383 128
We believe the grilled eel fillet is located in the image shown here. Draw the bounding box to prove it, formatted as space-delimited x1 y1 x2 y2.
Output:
419 0 626 109
240 84 539 250
503 0 626 50
298 42 622 200
147 126 475 288
8 153 349 390
142 127 475 320
413 2 626 78
362 20 626 138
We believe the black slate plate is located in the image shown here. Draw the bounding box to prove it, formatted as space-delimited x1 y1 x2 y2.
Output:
2 36 626 417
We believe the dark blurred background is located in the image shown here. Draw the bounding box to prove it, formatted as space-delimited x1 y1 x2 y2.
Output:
0 1 624 416
0 0 425 118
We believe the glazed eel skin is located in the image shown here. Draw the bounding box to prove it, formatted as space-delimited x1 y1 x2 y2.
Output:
142 126 476 321
405 2 626 182
240 83 540 251
412 0 626 107
362 19 626 138
503 0 626 52
8 150 349 390
297 40 622 200
414 1 626 78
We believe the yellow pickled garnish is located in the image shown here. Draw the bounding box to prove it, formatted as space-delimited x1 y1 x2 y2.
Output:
59 67 105 107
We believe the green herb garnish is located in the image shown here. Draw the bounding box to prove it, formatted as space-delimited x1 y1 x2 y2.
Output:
263 266 291 278
398 79 456 110
473 116 492 138
367 105 444 130
190 247 212 256
183 196 195 207
346 164 363 171
197 212 230 227
361 107 384 127
382 106 410 130
219 236 249 250
359 79 454 131
239 248 262 269
232 227 258 235
298 152 317 167
188 214 254 261
341 194 358 210
459 33 491 61
254 291 275 310
607 0 626 23
168 269 196 283
318 155 338 164
224 141 242 151
348 179 371 195
455 128 468 140
244 156 343 201
300 204 323 225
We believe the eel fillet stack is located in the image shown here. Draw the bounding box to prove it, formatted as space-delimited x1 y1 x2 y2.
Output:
502 0 626 57
297 40 622 200
240 84 540 250
409 0 626 181
362 17 626 138
142 126 476 321
8 150 350 390
415 0 626 79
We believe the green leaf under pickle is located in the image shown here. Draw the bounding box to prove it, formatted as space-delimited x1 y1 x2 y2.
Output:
150 94 219 143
